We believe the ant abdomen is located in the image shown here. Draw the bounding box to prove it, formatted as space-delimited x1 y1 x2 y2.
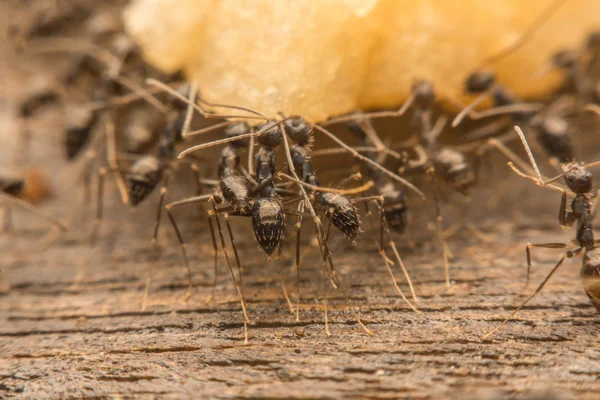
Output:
127 155 162 206
536 117 573 163
65 110 100 160
318 193 360 238
581 247 600 314
252 197 285 256
433 148 475 195
220 174 251 211
380 183 408 233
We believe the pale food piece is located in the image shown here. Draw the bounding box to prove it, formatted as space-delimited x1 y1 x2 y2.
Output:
125 0 600 122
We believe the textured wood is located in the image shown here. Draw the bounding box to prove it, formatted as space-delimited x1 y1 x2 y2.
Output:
1 219 599 399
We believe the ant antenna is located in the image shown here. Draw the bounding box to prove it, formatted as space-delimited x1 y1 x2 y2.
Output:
452 91 491 127
322 91 416 126
145 79 269 121
178 117 295 158
479 0 568 68
311 125 426 199
112 75 168 114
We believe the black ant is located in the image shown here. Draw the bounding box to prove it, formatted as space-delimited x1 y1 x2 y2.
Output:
454 70 577 166
483 126 600 339
283 117 419 321
165 115 383 340
535 30 600 107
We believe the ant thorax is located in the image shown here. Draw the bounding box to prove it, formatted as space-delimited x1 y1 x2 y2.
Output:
563 162 593 194
220 177 252 212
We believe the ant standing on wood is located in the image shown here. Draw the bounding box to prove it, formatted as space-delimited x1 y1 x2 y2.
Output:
483 126 600 339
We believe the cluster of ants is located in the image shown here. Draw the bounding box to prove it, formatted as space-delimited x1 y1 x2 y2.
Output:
3 3 600 343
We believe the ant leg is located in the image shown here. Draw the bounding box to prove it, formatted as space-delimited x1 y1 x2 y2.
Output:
0 193 67 234
276 256 294 314
205 214 219 304
321 210 374 335
591 190 600 220
522 242 570 293
558 189 576 229
209 200 250 343
369 199 419 309
164 206 194 302
151 171 171 248
429 168 452 288
294 200 305 322
81 150 97 211
312 125 425 199
3 207 13 234
105 117 129 204
476 137 538 178
483 253 569 340
141 172 172 310
91 167 112 245
223 213 249 314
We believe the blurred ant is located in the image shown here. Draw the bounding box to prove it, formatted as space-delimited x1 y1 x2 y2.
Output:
454 71 576 167
534 31 600 107
483 126 600 339
0 171 67 235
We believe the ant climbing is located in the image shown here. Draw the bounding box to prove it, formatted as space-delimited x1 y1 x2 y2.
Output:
483 126 600 339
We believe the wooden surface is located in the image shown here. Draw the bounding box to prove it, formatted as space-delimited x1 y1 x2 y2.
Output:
1 217 599 399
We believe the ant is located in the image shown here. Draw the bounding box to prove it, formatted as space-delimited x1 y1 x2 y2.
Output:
483 126 600 340
535 31 600 107
453 70 576 166
0 172 67 235
283 117 419 321
163 112 384 340
323 81 478 287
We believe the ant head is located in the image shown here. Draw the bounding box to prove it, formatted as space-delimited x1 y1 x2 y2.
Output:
283 116 313 145
587 31 600 50
552 50 577 70
256 121 283 147
224 122 251 148
412 80 436 109
563 162 593 194
252 198 285 256
465 71 495 93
